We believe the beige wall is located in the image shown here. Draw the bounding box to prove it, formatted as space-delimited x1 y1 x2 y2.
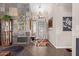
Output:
72 3 79 56
48 4 72 48
56 4 72 48
48 4 56 47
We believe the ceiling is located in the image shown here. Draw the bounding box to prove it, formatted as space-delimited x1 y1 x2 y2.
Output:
0 3 72 17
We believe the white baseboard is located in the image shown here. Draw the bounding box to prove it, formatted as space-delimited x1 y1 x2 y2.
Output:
51 44 72 49
48 40 72 48
48 40 57 48
55 46 72 49
51 43 57 48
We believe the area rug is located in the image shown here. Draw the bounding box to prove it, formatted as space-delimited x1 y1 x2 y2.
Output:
2 45 24 55
35 39 49 47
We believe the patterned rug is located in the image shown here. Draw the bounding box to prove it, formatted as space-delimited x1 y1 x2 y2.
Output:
2 45 24 55
34 39 49 47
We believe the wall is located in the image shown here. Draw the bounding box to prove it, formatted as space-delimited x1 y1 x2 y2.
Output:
7 4 30 44
72 3 79 56
48 4 72 48
48 4 57 47
56 4 72 48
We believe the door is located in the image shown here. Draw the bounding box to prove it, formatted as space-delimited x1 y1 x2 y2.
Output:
36 18 47 40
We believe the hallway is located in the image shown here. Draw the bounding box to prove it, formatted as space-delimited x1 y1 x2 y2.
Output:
14 44 71 56
0 3 72 56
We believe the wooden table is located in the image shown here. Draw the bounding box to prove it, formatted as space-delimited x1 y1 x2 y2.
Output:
0 51 11 56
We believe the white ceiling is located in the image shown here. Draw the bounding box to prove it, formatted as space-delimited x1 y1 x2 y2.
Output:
0 3 72 18
30 3 53 15
29 3 72 17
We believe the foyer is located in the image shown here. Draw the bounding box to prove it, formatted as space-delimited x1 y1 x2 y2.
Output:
0 3 72 56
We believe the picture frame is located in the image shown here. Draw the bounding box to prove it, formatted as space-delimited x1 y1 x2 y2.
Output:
63 17 72 31
48 17 53 28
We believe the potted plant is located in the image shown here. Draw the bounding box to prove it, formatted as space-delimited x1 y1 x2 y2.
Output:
0 15 12 21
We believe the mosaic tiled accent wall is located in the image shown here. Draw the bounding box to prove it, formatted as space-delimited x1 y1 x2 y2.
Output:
0 3 30 44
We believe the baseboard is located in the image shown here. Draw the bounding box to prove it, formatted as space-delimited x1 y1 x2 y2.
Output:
51 43 57 48
55 46 72 49
48 40 72 49
48 40 57 48
13 43 27 45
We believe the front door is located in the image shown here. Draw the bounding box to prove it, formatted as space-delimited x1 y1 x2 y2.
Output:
36 17 48 40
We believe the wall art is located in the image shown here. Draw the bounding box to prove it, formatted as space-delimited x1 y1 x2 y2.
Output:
48 17 53 28
63 17 72 31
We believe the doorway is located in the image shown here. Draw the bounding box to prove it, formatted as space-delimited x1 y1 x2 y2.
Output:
31 16 48 47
